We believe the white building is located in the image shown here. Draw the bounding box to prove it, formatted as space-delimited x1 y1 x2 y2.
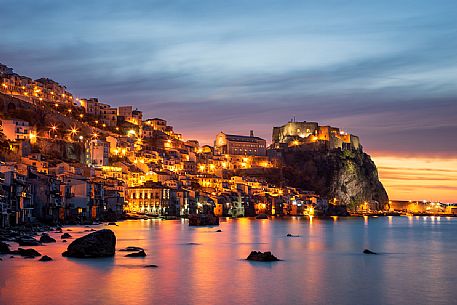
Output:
0 119 35 141
86 139 110 167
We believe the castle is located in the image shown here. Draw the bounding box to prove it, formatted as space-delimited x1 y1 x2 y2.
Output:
271 120 361 151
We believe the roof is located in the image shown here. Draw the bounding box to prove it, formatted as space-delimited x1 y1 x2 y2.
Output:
224 134 265 142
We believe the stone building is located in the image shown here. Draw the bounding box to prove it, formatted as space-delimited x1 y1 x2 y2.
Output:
272 120 360 150
126 181 179 216
214 131 266 156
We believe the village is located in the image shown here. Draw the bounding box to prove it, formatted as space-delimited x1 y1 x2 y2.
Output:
0 63 451 228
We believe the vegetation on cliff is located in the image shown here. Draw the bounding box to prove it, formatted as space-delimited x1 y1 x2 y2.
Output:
280 149 388 209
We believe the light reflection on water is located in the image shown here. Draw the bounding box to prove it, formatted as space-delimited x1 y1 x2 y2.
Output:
1 217 457 305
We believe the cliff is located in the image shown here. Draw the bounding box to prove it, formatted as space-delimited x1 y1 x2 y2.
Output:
278 149 388 209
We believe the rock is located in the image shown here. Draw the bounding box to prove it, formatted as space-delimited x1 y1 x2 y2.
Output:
107 222 117 226
16 236 41 246
286 234 299 237
11 248 42 257
23 256 35 259
145 264 158 268
62 229 116 258
39 255 53 262
61 233 72 239
188 214 219 226
274 149 389 209
363 249 377 255
62 240 67 243
119 246 144 252
125 250 146 257
66 229 72 231
256 214 268 219
10 256 14 258
0 241 10 254
246 251 280 262
0 258 2 261
216 229 222 232
40 234 56 243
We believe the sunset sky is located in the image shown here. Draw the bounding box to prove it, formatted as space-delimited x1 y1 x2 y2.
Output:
1 0 456 202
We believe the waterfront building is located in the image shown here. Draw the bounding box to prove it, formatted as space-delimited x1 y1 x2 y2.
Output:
127 181 179 216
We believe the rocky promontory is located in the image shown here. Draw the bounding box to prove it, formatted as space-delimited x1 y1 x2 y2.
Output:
280 149 388 209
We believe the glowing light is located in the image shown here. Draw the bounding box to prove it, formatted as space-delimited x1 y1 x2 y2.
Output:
70 127 78 135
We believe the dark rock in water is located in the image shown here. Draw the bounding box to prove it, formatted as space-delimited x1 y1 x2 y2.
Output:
246 251 280 262
216 229 222 232
363 249 377 255
85 226 90 228
0 241 10 254
66 229 72 231
145 264 158 268
61 233 72 239
119 246 144 252
40 234 56 243
62 229 116 258
23 256 35 259
188 214 219 226
11 248 42 257
256 214 268 219
286 234 299 237
107 222 117 226
90 229 96 232
62 240 67 243
39 255 53 262
16 236 41 246
10 256 14 259
125 250 146 257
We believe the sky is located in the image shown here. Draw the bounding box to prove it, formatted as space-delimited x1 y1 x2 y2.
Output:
0 0 456 202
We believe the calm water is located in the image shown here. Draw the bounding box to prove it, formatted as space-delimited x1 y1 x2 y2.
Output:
1 216 457 305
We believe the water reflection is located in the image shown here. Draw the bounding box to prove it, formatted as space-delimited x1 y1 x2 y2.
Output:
1 217 457 305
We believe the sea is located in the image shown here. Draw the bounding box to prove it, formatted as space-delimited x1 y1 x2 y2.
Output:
1 216 456 305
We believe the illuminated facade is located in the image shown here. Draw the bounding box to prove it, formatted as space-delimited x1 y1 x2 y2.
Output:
272 121 360 150
214 131 266 156
127 182 179 216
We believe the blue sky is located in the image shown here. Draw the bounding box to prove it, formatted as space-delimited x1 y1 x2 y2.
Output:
1 0 456 154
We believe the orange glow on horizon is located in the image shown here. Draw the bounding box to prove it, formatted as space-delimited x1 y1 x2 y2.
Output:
372 153 457 203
